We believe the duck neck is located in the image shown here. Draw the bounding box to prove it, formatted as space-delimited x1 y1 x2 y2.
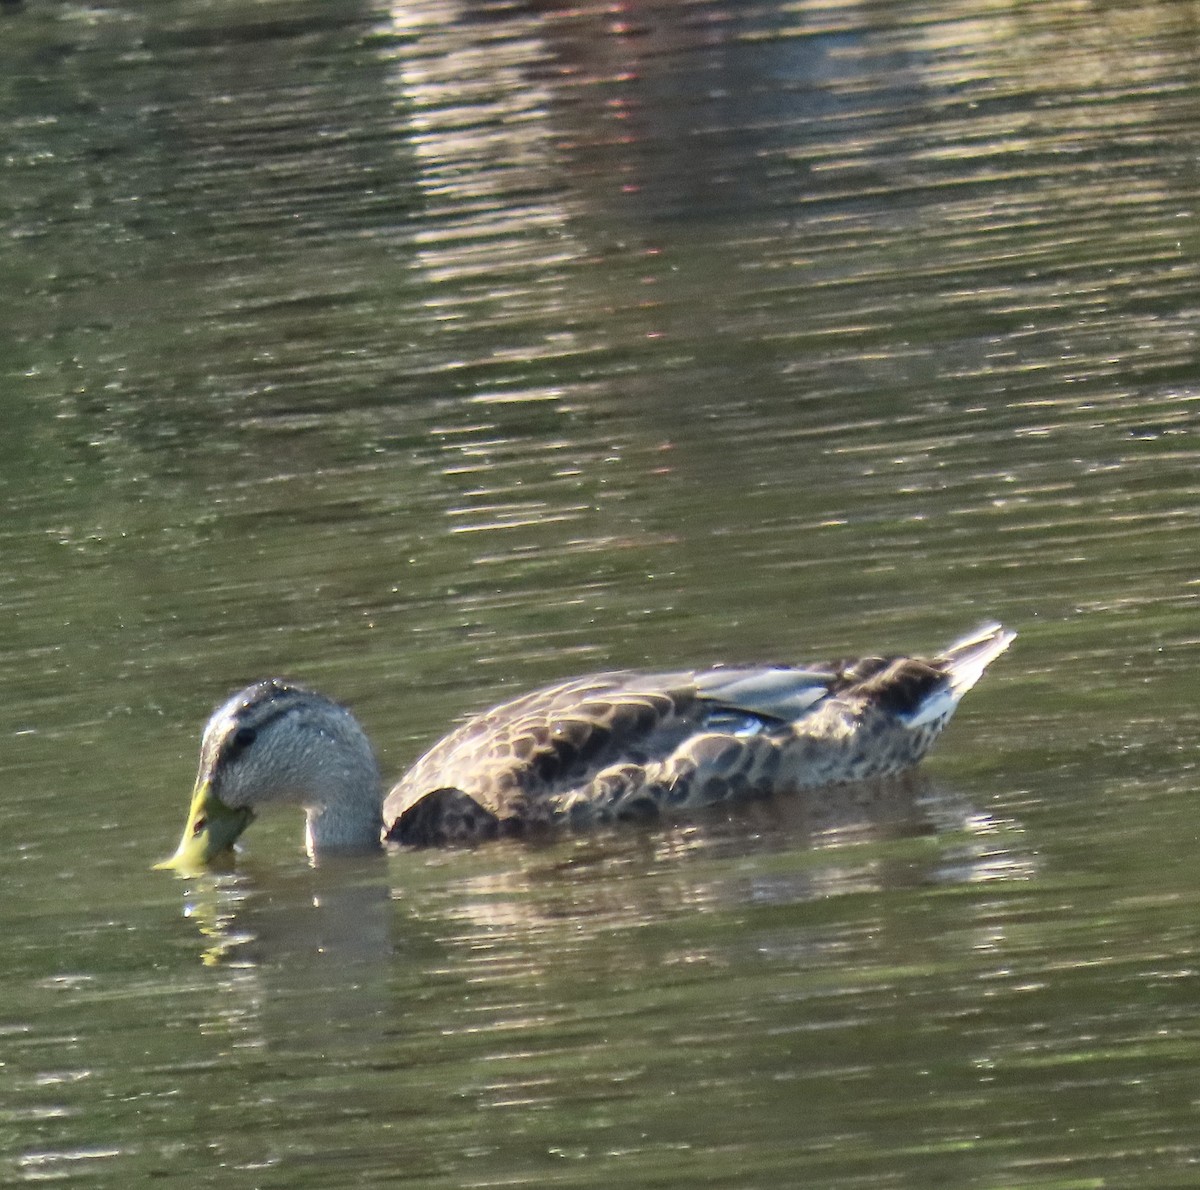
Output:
302 757 385 855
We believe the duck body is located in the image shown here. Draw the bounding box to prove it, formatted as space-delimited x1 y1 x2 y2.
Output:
158 623 1014 868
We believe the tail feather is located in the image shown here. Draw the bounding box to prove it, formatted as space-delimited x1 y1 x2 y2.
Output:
905 622 1015 727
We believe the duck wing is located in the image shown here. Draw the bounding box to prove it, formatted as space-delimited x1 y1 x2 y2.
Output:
382 665 837 844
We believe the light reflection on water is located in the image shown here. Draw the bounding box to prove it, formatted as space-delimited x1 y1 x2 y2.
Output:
3 0 1200 1185
146 786 1038 1171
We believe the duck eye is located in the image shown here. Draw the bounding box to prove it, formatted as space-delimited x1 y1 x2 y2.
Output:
231 726 257 752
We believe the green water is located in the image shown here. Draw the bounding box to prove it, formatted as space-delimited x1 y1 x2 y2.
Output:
4 0 1200 1185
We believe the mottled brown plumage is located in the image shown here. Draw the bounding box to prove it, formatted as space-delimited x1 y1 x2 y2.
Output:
383 624 1014 845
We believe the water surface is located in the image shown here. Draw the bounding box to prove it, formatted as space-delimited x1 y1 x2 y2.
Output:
4 1 1200 1186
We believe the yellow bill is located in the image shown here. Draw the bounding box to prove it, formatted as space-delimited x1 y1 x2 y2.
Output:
154 779 254 874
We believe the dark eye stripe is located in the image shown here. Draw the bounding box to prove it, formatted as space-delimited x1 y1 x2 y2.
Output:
221 701 297 762
220 727 256 763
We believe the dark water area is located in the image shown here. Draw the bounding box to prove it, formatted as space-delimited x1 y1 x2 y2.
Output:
4 1 1200 1185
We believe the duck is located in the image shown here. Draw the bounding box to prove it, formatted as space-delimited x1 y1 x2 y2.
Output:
156 622 1014 870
